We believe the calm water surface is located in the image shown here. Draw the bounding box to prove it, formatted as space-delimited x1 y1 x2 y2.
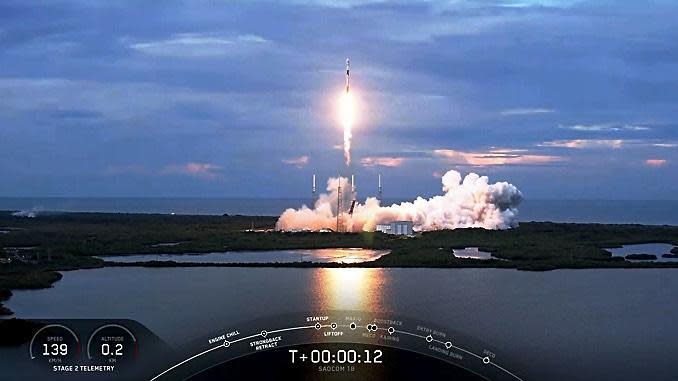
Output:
5 267 678 380
605 243 677 262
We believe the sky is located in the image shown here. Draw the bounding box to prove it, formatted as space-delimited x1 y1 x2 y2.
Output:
0 0 676 199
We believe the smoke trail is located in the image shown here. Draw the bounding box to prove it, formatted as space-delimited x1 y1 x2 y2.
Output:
276 170 523 232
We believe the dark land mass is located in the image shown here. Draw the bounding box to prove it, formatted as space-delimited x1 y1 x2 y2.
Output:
663 253 678 259
625 254 658 260
1 210 677 315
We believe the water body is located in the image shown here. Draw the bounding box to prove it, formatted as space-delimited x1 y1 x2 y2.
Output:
1 198 677 225
605 243 677 262
99 248 388 264
5 267 678 380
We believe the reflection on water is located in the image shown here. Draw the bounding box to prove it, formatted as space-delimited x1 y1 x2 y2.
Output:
298 248 387 263
6 267 678 380
314 268 388 311
99 248 388 264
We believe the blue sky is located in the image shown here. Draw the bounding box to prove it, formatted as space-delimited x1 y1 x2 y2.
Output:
0 0 676 199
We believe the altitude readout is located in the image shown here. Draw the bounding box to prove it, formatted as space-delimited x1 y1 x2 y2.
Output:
87 324 138 364
289 348 383 364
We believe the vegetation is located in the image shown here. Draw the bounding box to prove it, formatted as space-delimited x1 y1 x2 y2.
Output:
2 211 676 259
375 222 678 269
625 254 657 260
0 212 280 255
1 211 677 313
0 288 11 315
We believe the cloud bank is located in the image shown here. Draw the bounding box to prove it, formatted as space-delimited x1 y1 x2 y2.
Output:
283 155 310 168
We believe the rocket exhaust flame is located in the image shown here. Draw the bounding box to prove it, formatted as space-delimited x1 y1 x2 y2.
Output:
276 170 523 232
342 107 353 166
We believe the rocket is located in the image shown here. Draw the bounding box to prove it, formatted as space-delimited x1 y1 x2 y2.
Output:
345 58 350 93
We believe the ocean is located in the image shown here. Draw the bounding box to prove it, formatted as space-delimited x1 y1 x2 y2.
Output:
0 198 677 225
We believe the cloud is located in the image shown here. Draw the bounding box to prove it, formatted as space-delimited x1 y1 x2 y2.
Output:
283 155 310 168
129 33 270 57
1 0 678 200
161 162 224 179
434 148 561 166
106 163 229 179
360 156 405 167
500 108 554 116
653 143 678 148
283 0 579 9
0 77 313 129
540 139 624 149
645 159 667 167
560 123 650 132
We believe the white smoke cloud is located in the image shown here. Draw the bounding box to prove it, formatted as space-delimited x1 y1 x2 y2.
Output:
12 208 41 218
276 170 523 232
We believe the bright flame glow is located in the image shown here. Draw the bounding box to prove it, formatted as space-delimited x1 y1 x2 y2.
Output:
314 268 387 310
339 91 355 166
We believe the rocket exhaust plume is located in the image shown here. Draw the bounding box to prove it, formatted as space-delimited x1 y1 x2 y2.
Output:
343 118 352 166
276 170 523 232
340 58 354 166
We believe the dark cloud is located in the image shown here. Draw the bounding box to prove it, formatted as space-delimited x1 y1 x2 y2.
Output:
0 0 676 198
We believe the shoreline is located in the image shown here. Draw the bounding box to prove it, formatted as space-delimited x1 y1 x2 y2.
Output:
4 258 678 318
1 211 677 316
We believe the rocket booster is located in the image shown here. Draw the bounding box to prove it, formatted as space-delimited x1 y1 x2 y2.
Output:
345 58 350 93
